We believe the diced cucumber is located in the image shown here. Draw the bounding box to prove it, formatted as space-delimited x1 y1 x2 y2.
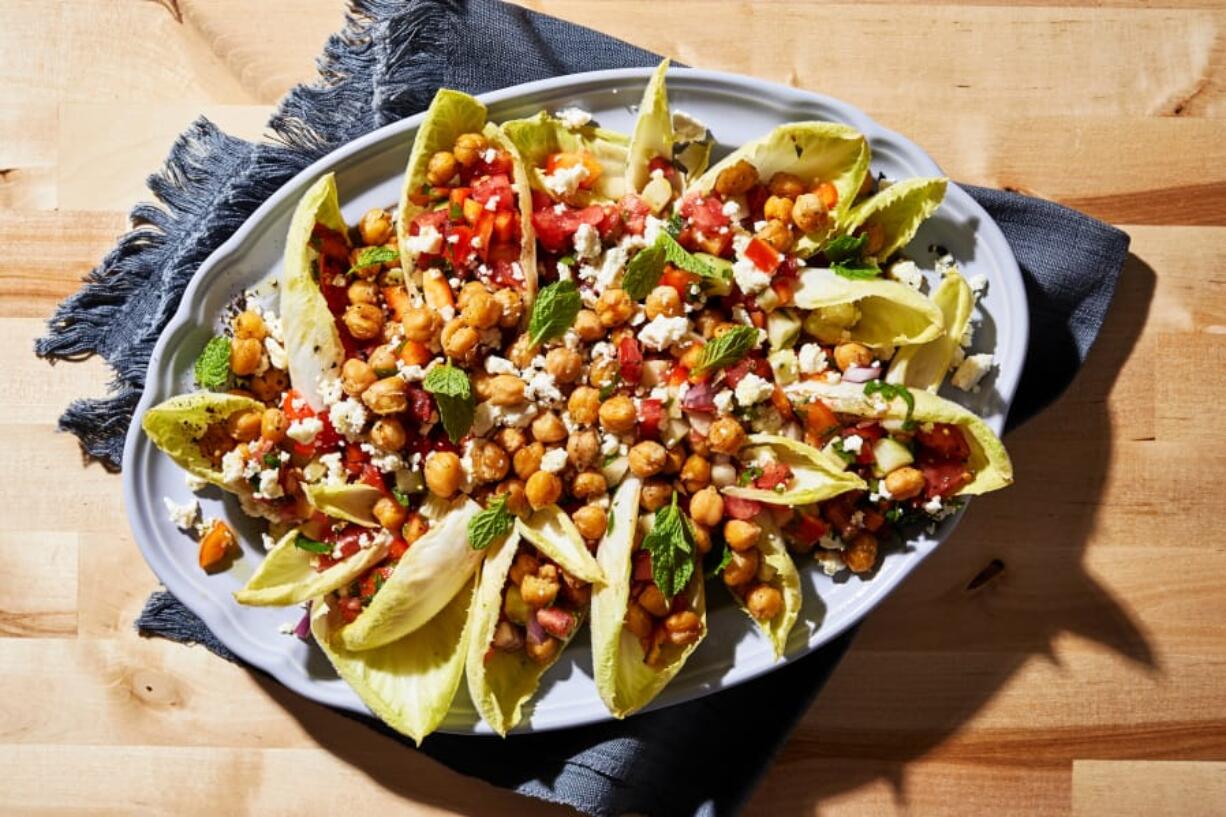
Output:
767 308 801 349
872 437 914 476
768 349 799 386
693 253 732 296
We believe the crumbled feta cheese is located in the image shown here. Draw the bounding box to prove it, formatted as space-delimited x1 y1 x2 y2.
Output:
816 550 845 576
184 473 209 493
397 362 426 382
330 398 368 440
264 337 288 370
870 479 894 503
362 443 404 472
262 533 277 551
642 215 667 245
923 496 944 515
797 343 828 375
255 468 284 500
951 353 994 391
163 497 199 531
819 533 844 551
713 389 735 415
317 376 343 406
960 321 976 349
484 356 518 375
484 195 500 212
406 225 443 255
540 448 569 474
220 448 249 485
722 198 746 221
671 109 708 142
525 370 563 405
842 435 864 454
319 452 345 486
591 341 616 361
543 163 589 198
968 274 989 296
483 148 497 164
638 315 689 351
573 222 601 259
733 256 771 296
261 309 284 343
600 433 620 456
471 401 496 437
286 416 323 445
556 107 592 129
734 372 773 406
888 259 924 290
487 400 538 428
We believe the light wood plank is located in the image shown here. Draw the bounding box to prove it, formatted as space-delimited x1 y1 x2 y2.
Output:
0 534 77 638
1072 760 1226 817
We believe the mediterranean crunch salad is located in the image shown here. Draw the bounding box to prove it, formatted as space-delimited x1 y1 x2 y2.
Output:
146 61 1012 740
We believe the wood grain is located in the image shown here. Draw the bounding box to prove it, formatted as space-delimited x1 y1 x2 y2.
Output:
2 1 1224 815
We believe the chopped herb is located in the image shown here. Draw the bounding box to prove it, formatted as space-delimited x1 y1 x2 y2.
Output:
263 453 281 468
602 451 620 467
293 533 332 554
692 325 759 376
391 487 411 508
528 280 582 346
642 493 695 601
863 381 916 429
449 202 463 220
599 372 622 401
824 233 867 263
737 466 763 487
557 254 576 267
347 245 398 275
622 232 722 301
831 259 881 280
467 495 516 550
704 541 733 579
422 363 474 442
193 336 232 391
665 213 685 237
374 572 385 593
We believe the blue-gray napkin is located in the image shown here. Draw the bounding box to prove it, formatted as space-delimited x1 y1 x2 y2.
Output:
36 1 1130 815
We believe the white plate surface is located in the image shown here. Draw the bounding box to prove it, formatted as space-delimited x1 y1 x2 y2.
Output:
123 67 1027 734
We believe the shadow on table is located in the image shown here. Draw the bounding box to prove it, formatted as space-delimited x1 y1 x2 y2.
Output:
744 253 1158 816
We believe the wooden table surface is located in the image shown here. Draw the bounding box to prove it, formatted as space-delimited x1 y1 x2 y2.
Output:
3 1 1224 815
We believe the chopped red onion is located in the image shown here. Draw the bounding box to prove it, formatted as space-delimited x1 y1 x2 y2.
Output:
681 381 717 412
842 365 882 383
293 602 312 641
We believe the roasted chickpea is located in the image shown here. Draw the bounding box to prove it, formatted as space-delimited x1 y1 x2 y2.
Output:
598 395 636 433
763 195 794 223
367 344 398 376
714 159 759 196
482 427 521 457
487 374 526 406
862 222 886 255
756 219 794 253
461 287 502 330
572 470 607 500
341 358 377 397
638 585 670 618
723 548 759 587
402 306 440 343
595 288 634 327
361 376 408 415
249 368 288 403
343 303 384 341
233 310 267 341
373 496 407 531
457 281 486 309
690 522 713 556
402 513 429 545
494 288 523 329
572 504 607 540
545 348 583 384
693 309 723 339
230 337 262 376
680 454 711 493
513 442 544 480
453 132 488 168
491 620 523 652
440 318 480 360
645 285 683 320
347 278 379 305
844 531 878 574
641 480 673 512
370 417 406 451
768 172 806 199
509 552 539 586
525 470 562 510
471 440 510 484
507 333 537 369
567 430 601 470
521 565 561 607
724 519 761 552
708 416 747 455
588 357 620 389
745 584 783 621
687 428 712 458
663 611 702 646
689 486 724 527
833 342 873 372
358 207 393 246
573 309 603 342
624 602 654 640
531 411 567 444
791 192 828 234
675 344 705 374
628 441 667 478
525 634 560 664
426 150 458 186
260 408 288 444
567 386 601 426
226 409 262 442
424 451 462 497
884 466 926 501
496 479 530 517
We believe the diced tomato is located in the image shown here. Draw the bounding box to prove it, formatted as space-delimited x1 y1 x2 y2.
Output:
921 460 972 498
471 174 513 210
744 237 781 273
632 550 654 582
531 201 604 253
281 390 315 421
343 444 369 475
488 259 521 288
406 386 436 424
410 209 448 234
337 596 365 623
596 204 622 240
617 195 657 235
667 362 690 387
444 223 473 266
618 336 643 384
638 398 664 439
359 564 395 600
722 357 771 390
844 422 885 465
788 513 829 548
916 423 970 462
311 224 350 264
461 197 484 225
545 152 603 189
815 180 839 210
648 156 677 180
800 399 839 441
492 210 516 244
659 264 697 296
474 211 496 261
679 194 730 234
359 464 390 496
473 149 513 179
536 607 576 639
310 411 342 454
387 536 409 561
316 525 364 570
724 495 762 520
754 462 793 490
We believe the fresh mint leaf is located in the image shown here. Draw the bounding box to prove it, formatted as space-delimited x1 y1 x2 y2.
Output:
863 380 916 429
692 325 759 376
642 493 695 601
705 541 733 579
528 280 582 346
622 243 666 300
831 259 881 280
293 533 332 554
348 246 399 275
737 465 763 487
193 336 232 391
263 453 281 468
423 363 474 442
467 494 515 550
824 233 867 263
665 213 685 237
659 232 718 279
